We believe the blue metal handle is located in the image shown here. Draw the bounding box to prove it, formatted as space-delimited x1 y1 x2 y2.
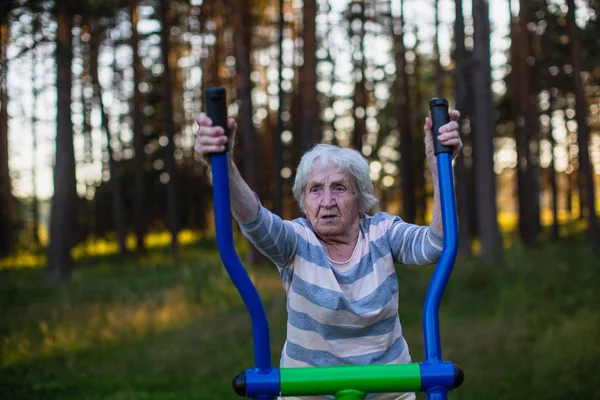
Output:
210 152 273 372
423 100 459 363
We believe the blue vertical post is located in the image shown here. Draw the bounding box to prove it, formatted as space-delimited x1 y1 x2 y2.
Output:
422 98 459 400
206 88 273 377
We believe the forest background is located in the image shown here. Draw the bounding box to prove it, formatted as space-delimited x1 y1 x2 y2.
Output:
1 0 599 399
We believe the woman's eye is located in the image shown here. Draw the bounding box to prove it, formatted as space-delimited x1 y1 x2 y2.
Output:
334 186 346 192
310 187 320 193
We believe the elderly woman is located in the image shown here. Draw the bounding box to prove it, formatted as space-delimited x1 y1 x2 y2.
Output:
195 111 462 400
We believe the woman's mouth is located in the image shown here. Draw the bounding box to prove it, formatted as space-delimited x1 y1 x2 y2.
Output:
320 215 338 221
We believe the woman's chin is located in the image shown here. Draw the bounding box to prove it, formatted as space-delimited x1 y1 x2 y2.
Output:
315 226 343 238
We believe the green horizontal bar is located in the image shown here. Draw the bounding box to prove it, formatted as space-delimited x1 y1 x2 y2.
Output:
280 364 422 396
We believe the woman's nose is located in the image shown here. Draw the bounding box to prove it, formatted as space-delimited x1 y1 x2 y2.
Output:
322 189 335 207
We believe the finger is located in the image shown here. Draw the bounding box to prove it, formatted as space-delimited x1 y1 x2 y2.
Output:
439 121 459 134
450 110 461 121
195 113 213 126
438 130 461 141
438 138 462 147
197 125 225 137
423 116 432 132
197 135 228 146
197 144 226 154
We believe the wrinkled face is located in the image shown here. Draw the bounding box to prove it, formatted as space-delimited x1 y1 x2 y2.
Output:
303 162 361 241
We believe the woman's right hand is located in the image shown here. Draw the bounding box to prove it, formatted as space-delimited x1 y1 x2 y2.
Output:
194 113 237 158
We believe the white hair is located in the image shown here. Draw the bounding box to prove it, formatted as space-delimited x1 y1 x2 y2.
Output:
292 144 378 213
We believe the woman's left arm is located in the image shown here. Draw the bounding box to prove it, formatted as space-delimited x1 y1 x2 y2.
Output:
424 110 463 238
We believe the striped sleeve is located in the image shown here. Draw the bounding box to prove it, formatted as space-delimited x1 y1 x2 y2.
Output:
385 216 443 265
237 197 298 269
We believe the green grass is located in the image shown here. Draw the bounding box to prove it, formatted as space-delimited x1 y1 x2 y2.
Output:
1 237 600 400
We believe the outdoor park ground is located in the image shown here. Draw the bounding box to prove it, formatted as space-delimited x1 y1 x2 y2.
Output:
1 226 600 400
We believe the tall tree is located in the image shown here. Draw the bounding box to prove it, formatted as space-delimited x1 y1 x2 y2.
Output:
393 0 415 222
548 91 560 240
513 0 541 245
131 0 146 251
233 0 264 264
273 0 285 217
90 23 129 255
31 41 41 246
453 0 473 257
471 0 501 262
411 26 427 225
351 0 366 152
433 0 444 97
539 0 559 240
47 3 77 284
566 0 600 253
159 0 179 258
0 20 12 257
299 0 320 153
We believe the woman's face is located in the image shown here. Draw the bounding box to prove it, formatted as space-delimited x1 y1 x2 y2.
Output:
303 162 361 242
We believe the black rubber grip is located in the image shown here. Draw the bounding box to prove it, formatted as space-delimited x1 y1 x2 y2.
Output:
429 98 452 155
205 87 229 153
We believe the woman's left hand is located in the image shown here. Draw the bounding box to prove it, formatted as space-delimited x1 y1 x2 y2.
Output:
423 110 463 163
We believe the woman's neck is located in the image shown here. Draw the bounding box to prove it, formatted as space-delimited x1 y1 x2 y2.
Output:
319 228 360 263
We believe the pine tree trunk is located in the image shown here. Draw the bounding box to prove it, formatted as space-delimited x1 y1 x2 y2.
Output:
471 0 501 263
31 43 41 246
351 0 366 152
394 0 415 223
567 0 600 253
159 0 179 258
47 6 77 285
233 0 265 264
539 1 559 240
299 0 320 153
0 22 13 257
131 0 146 252
454 0 472 257
411 30 427 225
548 94 560 240
273 0 286 217
90 25 128 256
513 0 540 245
433 0 444 97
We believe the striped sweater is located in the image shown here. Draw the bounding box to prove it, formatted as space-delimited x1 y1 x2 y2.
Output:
238 199 443 370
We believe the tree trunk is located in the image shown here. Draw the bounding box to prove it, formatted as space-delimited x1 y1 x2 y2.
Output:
131 0 146 251
411 28 427 225
453 0 472 257
233 0 264 265
0 22 13 257
90 25 128 255
513 0 540 245
159 0 179 258
548 93 560 240
539 0 559 240
394 0 415 222
471 0 501 263
299 0 320 153
273 0 285 217
528 15 542 237
563 102 577 218
567 0 600 253
351 0 366 152
31 43 41 246
47 6 77 285
433 0 444 97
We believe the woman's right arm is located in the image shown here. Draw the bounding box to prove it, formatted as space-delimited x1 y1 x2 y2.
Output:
195 113 297 267
194 113 259 223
